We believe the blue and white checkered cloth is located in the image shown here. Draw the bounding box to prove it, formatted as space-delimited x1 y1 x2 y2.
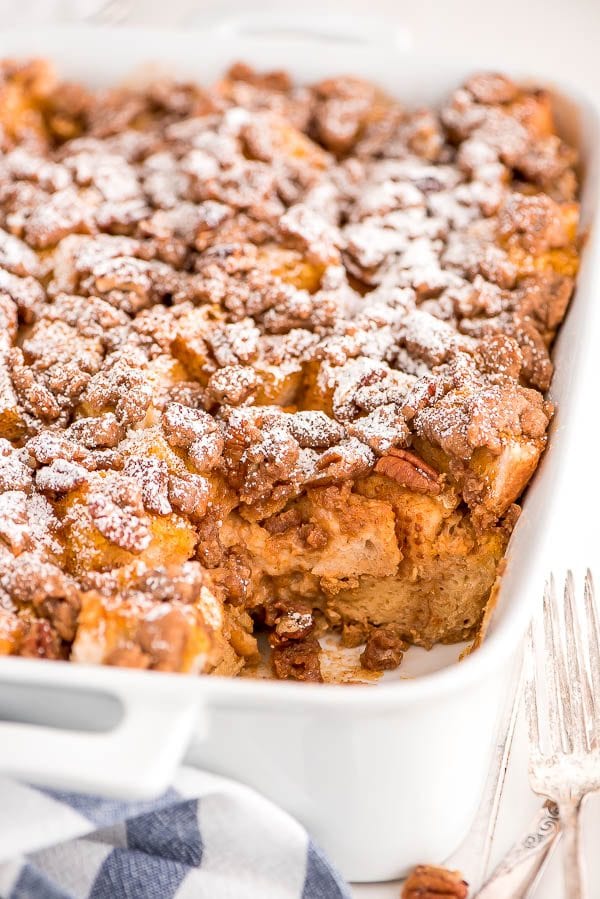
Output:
0 767 352 898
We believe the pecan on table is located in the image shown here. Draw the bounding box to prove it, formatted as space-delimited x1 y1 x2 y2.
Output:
402 864 469 898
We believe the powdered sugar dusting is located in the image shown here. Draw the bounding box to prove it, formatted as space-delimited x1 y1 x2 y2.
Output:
0 58 579 673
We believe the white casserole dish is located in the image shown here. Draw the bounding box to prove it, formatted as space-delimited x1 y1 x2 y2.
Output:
0 20 598 882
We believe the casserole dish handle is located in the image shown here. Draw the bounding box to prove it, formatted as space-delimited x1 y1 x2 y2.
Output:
0 684 201 799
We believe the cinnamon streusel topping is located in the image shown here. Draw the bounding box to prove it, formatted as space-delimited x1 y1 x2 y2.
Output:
0 60 580 677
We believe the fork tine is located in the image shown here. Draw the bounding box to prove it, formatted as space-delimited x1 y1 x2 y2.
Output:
584 570 600 747
544 574 571 754
564 570 593 753
525 571 598 898
524 623 541 753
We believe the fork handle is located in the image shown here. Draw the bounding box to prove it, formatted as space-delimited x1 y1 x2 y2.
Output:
474 801 560 898
559 797 586 898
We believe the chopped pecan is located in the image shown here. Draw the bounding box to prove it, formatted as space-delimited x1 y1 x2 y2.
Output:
87 476 150 553
306 438 375 487
212 550 253 606
82 356 152 427
222 411 301 503
226 62 292 93
267 597 316 646
68 413 124 449
311 76 378 154
476 333 522 380
8 347 62 423
19 618 66 660
162 402 217 448
123 456 171 516
263 508 303 536
300 521 328 550
194 516 225 568
498 192 569 255
464 72 518 105
206 364 259 406
360 627 408 671
402 865 469 899
168 473 210 520
136 605 190 672
286 411 345 449
189 431 224 471
36 459 90 494
374 448 441 495
271 636 323 682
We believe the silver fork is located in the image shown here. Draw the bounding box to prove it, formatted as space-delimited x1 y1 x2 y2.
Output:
525 570 600 898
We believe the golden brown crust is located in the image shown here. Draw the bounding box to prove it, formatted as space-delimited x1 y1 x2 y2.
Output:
0 61 579 678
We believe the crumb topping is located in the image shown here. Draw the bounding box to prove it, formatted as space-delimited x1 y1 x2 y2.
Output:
0 59 579 675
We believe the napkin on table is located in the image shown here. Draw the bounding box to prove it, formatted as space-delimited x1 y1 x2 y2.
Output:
0 767 351 898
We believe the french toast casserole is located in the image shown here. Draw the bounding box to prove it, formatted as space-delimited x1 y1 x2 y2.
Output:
0 60 580 681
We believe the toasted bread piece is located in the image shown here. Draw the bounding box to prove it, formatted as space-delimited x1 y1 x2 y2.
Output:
56 480 197 575
72 582 219 673
257 245 325 293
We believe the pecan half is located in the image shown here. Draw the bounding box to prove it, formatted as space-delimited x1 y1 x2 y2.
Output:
374 448 441 495
402 865 469 899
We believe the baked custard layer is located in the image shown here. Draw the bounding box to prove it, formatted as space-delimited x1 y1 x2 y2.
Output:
0 61 579 680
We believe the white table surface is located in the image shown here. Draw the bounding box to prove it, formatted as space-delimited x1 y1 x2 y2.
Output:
352 700 600 898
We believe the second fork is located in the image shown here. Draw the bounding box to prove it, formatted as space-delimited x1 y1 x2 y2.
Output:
525 570 599 899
